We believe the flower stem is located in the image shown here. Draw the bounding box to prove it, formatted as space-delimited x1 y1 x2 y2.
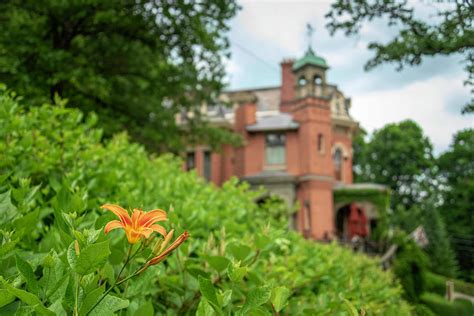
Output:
86 244 133 315
74 275 82 316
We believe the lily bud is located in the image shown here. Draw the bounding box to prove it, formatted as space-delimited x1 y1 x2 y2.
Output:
74 240 80 255
137 231 189 275
151 238 163 255
148 231 188 266
158 229 174 254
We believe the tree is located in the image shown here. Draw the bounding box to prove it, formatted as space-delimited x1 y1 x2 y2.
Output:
438 129 474 280
357 120 435 209
422 207 459 278
0 1 240 152
352 127 368 183
326 0 474 113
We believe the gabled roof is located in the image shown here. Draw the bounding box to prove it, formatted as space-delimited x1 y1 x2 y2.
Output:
246 113 299 132
292 47 329 71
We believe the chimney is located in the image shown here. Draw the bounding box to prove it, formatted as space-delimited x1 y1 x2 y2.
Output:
280 59 295 105
232 92 257 132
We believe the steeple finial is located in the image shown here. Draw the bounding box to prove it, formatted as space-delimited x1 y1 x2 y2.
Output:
306 23 314 51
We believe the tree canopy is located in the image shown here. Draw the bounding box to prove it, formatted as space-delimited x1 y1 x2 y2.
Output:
326 0 474 113
0 0 240 152
438 129 474 279
355 120 435 209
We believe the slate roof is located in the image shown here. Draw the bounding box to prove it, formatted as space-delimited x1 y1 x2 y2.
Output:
246 113 299 132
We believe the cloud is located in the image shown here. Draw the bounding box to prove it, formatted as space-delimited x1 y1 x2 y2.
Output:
352 74 473 154
226 0 473 154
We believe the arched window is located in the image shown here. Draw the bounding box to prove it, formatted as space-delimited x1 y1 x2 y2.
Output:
334 148 343 181
298 76 307 86
314 75 322 85
303 200 311 236
317 134 325 154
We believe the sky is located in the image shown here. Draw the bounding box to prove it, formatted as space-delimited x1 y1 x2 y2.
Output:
224 0 473 154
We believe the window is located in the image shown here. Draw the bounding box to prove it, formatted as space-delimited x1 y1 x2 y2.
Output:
186 152 195 171
317 134 325 154
314 75 322 85
203 150 212 181
265 134 286 166
298 76 307 86
303 201 311 235
334 148 343 181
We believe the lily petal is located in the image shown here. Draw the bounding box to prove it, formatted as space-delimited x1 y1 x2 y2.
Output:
150 224 167 238
102 204 132 225
131 209 143 227
125 227 142 244
141 228 155 239
104 220 124 234
139 209 167 227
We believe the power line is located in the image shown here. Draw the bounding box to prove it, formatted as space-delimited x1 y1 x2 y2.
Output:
231 40 280 74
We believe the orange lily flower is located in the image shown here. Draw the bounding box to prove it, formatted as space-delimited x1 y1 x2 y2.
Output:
102 204 167 244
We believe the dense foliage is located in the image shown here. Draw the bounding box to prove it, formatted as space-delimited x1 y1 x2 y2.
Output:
354 120 434 209
352 121 463 280
0 89 411 315
438 129 474 280
326 0 474 113
0 0 241 152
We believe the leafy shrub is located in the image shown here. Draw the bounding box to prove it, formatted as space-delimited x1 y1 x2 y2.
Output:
391 233 429 302
426 272 474 297
421 293 474 316
0 88 411 314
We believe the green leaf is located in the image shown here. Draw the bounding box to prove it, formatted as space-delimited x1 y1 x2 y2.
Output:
227 243 251 261
222 289 232 307
343 299 358 316
79 284 105 316
241 286 271 314
227 263 247 283
0 277 55 316
0 190 18 224
75 240 110 275
88 294 129 316
196 298 215 316
207 255 230 273
15 254 40 295
48 299 67 316
255 235 271 249
67 241 78 270
0 289 15 308
48 275 69 303
271 286 290 312
133 300 154 316
247 307 271 316
198 276 221 313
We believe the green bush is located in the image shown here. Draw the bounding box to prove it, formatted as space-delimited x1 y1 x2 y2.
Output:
0 88 411 315
391 233 429 302
426 272 474 296
421 293 474 316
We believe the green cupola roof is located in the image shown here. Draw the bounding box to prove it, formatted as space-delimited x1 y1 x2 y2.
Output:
292 47 329 71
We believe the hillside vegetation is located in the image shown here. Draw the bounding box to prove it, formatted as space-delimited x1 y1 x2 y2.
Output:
0 88 410 315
